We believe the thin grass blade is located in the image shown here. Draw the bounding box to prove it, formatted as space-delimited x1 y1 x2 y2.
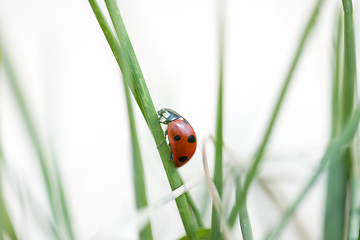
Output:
264 101 360 240
236 178 253 240
211 0 225 239
323 8 345 240
1 49 74 239
0 146 18 240
122 63 153 239
340 1 359 239
227 0 325 227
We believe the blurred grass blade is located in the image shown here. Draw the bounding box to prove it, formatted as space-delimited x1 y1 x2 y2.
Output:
265 101 360 240
227 0 325 227
0 51 17 240
323 8 345 240
89 1 198 239
340 0 359 239
185 191 204 228
0 147 18 240
1 50 74 239
122 64 153 239
50 146 75 240
211 0 225 239
236 178 253 240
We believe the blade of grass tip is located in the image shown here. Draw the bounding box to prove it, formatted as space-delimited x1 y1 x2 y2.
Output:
235 177 253 240
264 101 360 240
341 1 359 239
1 50 67 239
89 1 198 239
211 0 225 239
122 73 153 239
323 8 345 240
227 0 325 227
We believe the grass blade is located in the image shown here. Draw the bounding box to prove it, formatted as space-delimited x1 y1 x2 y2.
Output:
1 50 74 240
323 8 345 240
236 178 253 240
340 0 359 239
227 0 325 227
89 1 198 238
184 190 204 228
265 101 360 240
0 147 18 240
211 0 225 239
122 64 153 239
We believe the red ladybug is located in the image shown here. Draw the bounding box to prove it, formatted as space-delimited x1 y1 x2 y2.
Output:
157 108 197 167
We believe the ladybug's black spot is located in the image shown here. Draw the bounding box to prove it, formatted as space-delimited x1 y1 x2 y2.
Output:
188 135 196 143
178 156 188 162
174 135 181 141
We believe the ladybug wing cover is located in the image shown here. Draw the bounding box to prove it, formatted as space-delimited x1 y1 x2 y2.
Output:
168 119 197 167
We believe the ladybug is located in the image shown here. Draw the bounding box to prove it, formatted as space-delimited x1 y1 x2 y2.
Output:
157 108 197 167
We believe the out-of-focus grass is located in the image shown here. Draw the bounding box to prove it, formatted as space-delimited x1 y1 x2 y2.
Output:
228 0 325 228
210 0 225 239
1 48 74 239
0 1 359 240
0 147 18 240
323 7 344 240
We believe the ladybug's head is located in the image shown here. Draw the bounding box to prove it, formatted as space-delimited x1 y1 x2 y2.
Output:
157 108 182 124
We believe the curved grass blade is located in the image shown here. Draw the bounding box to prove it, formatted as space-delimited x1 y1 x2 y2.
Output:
88 1 198 238
211 0 225 239
264 101 360 240
227 0 325 227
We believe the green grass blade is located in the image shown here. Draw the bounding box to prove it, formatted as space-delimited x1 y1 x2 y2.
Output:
341 1 359 239
265 101 360 240
227 0 325 227
51 149 75 240
0 147 18 240
211 0 225 239
1 51 74 240
323 8 345 240
89 1 198 239
185 192 204 228
236 179 253 240
122 68 153 239
330 8 342 139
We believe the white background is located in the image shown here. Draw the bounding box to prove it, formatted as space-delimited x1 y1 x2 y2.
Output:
0 0 358 239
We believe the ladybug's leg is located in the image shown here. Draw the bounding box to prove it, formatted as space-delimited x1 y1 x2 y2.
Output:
157 129 168 148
